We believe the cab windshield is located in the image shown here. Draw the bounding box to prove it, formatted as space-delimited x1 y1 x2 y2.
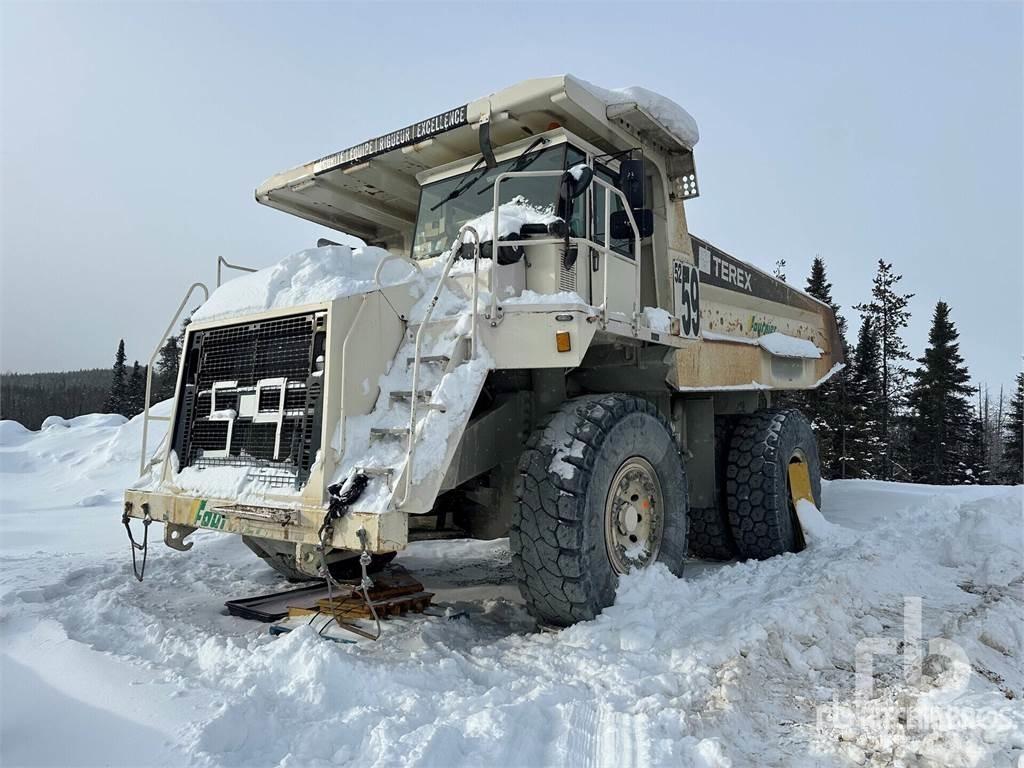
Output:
412 142 584 260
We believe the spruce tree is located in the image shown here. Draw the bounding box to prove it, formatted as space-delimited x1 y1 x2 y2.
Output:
1003 372 1024 484
854 260 914 479
800 256 852 478
906 302 974 484
154 335 182 402
104 339 128 415
126 361 146 417
845 318 885 478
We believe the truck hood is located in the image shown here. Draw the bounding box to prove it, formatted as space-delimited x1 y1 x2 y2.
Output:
191 244 423 325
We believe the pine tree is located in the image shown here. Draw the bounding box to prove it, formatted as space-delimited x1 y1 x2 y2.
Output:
126 361 146 417
1003 372 1024 484
104 339 128 415
153 315 192 404
906 302 975 484
800 256 853 478
845 317 885 478
854 260 914 479
154 334 182 402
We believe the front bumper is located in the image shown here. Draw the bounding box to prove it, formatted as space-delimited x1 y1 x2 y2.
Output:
123 489 408 555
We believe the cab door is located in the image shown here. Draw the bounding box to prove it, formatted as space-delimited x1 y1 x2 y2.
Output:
590 164 638 322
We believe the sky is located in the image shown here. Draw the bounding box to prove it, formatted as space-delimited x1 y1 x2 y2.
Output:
1 1 1021 394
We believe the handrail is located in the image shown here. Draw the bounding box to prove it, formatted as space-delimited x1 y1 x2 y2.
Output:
373 252 423 291
336 295 371 471
394 167 638 508
490 169 642 330
396 227 480 509
216 256 257 287
139 282 210 476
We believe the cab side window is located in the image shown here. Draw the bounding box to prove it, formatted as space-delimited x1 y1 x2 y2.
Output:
565 146 587 237
591 165 633 258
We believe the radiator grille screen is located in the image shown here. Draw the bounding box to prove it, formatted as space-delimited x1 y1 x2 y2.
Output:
172 312 326 488
559 257 577 293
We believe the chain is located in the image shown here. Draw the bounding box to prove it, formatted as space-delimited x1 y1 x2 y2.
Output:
313 476 381 641
122 504 152 582
355 527 381 639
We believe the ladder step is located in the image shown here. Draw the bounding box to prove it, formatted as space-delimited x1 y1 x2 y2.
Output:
370 427 411 438
354 465 395 477
406 355 450 366
390 390 433 401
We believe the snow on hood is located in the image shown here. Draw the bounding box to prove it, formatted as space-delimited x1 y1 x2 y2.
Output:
460 196 559 245
570 75 700 148
191 204 556 325
192 245 421 323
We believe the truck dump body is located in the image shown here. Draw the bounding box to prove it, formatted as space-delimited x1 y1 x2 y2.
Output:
674 235 843 391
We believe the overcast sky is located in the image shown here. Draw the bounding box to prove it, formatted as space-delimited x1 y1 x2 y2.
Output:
1 2 1021 393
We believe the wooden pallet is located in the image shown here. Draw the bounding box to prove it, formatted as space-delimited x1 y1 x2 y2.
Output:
286 567 433 621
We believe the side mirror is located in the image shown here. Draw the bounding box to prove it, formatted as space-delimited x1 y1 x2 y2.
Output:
610 209 654 240
618 158 645 210
559 164 594 201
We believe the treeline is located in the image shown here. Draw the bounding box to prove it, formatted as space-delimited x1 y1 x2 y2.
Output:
1 325 185 430
779 257 1022 486
1 369 111 430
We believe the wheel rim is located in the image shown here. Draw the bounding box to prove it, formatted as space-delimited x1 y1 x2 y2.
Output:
604 457 664 574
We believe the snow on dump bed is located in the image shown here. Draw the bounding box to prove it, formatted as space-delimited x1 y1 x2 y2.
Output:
570 75 700 148
2 414 1022 768
757 331 823 358
191 244 421 323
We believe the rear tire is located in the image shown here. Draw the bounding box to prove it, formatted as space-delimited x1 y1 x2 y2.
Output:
724 408 821 560
687 416 739 561
510 394 688 627
242 536 396 582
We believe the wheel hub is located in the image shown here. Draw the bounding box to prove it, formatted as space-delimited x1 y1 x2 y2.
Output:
604 457 664 574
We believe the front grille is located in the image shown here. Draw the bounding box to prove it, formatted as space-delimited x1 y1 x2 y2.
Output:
172 312 326 488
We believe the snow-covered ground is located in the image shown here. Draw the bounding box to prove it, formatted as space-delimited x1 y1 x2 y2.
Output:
1 412 1021 767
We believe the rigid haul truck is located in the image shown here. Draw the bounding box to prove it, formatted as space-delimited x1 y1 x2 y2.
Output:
124 75 843 627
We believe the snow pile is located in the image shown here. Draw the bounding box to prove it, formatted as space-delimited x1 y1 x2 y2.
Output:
503 289 592 308
0 402 171 551
192 244 422 323
570 75 700 148
643 306 673 333
0 420 31 446
2 412 1023 767
795 497 851 546
460 195 559 245
757 331 823 359
700 330 759 346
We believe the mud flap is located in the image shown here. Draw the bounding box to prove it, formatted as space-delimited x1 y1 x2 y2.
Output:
787 461 814 507
788 460 813 549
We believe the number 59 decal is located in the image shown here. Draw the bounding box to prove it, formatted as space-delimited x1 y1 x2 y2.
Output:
672 260 701 338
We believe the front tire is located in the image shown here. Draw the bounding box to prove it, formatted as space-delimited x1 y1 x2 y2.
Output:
510 394 688 626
